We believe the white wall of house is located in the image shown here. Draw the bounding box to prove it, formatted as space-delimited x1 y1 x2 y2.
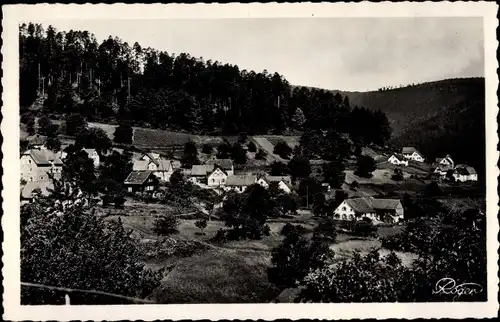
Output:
224 185 248 193
333 201 356 220
208 168 228 187
277 181 291 194
388 155 408 166
404 152 424 162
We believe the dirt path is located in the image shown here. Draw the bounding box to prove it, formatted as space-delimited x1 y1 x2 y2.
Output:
252 136 287 163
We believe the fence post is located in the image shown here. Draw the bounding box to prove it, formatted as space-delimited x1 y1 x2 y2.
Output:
65 294 71 305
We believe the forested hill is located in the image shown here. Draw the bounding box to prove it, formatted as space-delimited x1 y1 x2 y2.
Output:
335 77 485 137
339 78 485 175
19 22 391 147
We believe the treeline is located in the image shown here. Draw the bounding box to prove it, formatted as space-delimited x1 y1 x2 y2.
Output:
20 22 391 145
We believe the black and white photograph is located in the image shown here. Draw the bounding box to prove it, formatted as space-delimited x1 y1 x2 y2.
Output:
2 2 499 320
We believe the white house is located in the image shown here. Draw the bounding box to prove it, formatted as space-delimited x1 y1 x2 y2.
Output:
333 197 404 224
21 149 63 183
388 153 409 166
207 167 228 187
453 165 478 182
402 147 425 163
133 158 173 182
224 174 258 193
435 155 454 168
256 175 293 194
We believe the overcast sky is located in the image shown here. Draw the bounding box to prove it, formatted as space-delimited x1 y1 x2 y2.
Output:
33 17 484 91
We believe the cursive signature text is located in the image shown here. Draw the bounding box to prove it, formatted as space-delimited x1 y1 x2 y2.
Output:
432 278 483 298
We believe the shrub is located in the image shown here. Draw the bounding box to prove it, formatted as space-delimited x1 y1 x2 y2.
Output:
351 219 377 237
195 219 208 235
153 214 179 235
280 223 307 237
201 144 213 154
268 230 334 289
113 121 133 144
21 181 163 304
392 168 404 181
313 218 337 241
273 140 292 159
354 155 376 178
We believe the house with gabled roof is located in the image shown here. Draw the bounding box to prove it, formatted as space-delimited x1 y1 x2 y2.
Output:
188 164 215 184
133 157 173 182
333 197 404 224
453 165 478 182
256 175 293 194
388 153 409 166
224 174 258 193
21 149 63 183
205 158 234 176
124 170 158 193
435 154 454 168
141 152 161 163
207 167 228 187
402 147 425 163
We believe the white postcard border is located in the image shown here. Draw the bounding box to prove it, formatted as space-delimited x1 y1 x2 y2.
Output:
2 2 499 320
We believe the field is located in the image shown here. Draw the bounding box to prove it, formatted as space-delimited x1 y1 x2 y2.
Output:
101 199 418 303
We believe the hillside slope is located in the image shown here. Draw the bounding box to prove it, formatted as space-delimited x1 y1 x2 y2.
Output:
341 78 485 176
297 78 486 177
337 77 485 138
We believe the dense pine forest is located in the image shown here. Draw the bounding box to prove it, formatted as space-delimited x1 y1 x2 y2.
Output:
19 23 391 147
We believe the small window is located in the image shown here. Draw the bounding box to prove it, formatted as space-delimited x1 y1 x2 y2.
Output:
342 207 346 211
212 179 215 183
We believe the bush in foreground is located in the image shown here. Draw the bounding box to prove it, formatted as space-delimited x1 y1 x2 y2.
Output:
21 180 163 304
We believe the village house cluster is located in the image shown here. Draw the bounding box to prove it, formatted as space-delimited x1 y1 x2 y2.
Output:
124 154 293 195
388 147 478 182
20 136 479 225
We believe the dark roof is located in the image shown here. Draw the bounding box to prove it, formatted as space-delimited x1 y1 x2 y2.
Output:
226 174 257 186
466 166 477 175
191 164 215 176
133 159 172 171
344 197 401 213
267 175 292 184
23 149 63 166
456 166 477 176
206 159 233 170
124 171 154 185
402 147 422 155
372 199 402 210
345 198 374 213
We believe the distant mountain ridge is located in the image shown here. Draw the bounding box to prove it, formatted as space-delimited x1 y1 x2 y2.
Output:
295 77 485 176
